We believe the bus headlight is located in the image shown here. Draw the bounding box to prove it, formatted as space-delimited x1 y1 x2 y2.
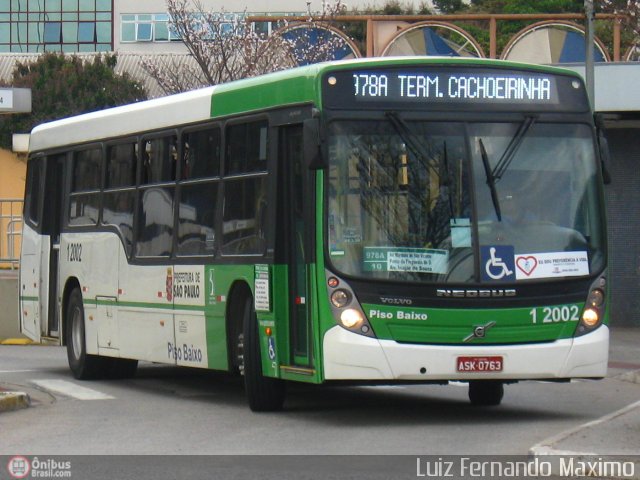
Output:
331 289 351 308
325 271 376 338
587 288 605 307
340 309 364 328
581 308 600 326
575 275 607 337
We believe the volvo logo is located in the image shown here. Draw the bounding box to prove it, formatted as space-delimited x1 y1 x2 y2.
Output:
380 296 413 305
436 289 516 298
463 321 497 343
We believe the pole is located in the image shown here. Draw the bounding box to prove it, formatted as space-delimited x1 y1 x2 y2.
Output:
584 0 595 109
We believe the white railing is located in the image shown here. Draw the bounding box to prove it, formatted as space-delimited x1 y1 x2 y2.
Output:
0 199 23 269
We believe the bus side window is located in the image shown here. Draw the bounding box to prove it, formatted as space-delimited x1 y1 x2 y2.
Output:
69 147 102 227
24 157 44 228
181 127 220 180
103 142 138 256
177 127 221 256
136 134 178 258
225 121 268 175
221 120 269 255
141 135 178 184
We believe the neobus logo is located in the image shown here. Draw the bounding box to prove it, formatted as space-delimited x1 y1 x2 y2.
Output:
436 289 517 298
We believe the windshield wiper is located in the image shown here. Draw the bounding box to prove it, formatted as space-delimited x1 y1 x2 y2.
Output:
492 115 537 180
442 141 455 222
478 115 537 222
385 112 455 221
385 111 439 178
479 138 502 221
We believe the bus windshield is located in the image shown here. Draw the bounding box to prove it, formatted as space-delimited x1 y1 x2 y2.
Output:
327 119 605 284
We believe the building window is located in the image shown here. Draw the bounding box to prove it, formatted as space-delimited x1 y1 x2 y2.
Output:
78 22 95 42
79 0 96 11
44 22 62 43
136 14 152 41
120 13 179 43
154 14 169 41
0 0 112 52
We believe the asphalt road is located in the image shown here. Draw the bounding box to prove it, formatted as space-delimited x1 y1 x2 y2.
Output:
1 344 639 460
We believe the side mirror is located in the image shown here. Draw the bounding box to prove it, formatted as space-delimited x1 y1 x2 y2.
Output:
597 134 612 184
304 117 326 170
594 114 611 185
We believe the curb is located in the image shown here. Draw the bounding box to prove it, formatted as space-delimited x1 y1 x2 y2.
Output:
0 391 30 413
617 369 640 385
0 338 33 345
530 399 640 480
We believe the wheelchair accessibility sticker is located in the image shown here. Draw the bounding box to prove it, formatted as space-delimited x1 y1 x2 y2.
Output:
268 337 276 361
481 246 515 281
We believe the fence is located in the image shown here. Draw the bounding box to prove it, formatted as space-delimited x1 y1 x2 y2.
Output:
0 199 22 269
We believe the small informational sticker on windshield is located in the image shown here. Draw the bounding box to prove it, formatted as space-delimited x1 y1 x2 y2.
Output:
363 247 448 274
515 251 589 279
451 218 471 248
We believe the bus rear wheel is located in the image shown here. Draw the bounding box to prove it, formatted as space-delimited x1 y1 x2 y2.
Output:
66 287 107 380
468 380 504 406
241 296 285 412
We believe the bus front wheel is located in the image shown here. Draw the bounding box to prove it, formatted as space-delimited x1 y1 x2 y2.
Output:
241 296 285 412
66 288 107 380
468 380 504 406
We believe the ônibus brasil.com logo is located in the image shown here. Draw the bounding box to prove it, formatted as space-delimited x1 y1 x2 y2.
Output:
7 456 72 478
7 456 30 479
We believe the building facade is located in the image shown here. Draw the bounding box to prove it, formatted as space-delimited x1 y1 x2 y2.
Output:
0 0 398 54
115 0 308 53
0 0 113 53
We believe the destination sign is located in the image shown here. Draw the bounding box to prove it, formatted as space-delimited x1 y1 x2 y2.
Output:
323 66 589 112
353 72 553 102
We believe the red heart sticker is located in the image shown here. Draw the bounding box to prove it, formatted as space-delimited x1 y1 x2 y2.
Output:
516 256 538 276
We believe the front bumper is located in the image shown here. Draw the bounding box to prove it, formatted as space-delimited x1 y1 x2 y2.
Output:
322 325 609 381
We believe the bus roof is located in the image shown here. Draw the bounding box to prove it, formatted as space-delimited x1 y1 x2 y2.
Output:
28 57 581 154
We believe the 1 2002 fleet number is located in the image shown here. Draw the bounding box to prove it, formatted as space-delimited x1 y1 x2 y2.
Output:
529 305 580 324
66 242 82 262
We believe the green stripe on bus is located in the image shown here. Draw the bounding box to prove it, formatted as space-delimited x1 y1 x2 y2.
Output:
19 296 39 302
85 299 210 313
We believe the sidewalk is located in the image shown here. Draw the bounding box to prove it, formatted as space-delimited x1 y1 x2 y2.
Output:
530 327 640 478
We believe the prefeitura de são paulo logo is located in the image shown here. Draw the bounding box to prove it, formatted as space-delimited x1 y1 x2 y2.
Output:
7 456 30 479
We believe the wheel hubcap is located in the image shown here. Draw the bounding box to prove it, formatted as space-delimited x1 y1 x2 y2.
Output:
71 307 83 360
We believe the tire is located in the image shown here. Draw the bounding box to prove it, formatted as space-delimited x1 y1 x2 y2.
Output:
66 288 108 380
468 380 504 406
241 296 285 412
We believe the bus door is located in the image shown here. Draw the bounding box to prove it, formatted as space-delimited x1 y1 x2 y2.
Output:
20 154 65 342
279 124 313 368
40 154 65 339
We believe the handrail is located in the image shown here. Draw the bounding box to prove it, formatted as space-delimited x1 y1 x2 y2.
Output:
0 199 23 269
247 12 626 60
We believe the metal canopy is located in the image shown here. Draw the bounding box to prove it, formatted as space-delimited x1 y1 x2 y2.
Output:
0 88 32 114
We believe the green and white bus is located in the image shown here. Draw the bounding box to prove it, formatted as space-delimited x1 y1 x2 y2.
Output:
20 57 610 410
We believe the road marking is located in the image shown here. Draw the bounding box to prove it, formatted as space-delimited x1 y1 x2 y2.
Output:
0 370 37 373
32 379 114 400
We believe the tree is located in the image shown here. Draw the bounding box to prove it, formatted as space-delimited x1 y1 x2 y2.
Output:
143 0 350 95
601 0 640 37
340 1 433 56
432 0 467 14
428 0 628 57
0 52 146 150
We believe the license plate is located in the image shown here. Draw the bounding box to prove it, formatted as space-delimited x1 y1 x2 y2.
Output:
456 356 503 372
